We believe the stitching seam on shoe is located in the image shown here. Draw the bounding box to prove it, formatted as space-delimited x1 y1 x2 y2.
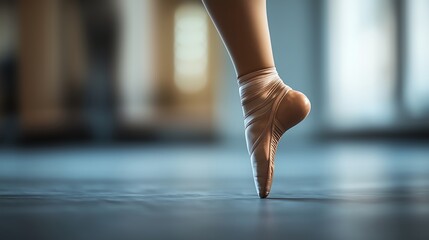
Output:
273 89 291 133
250 86 287 155
266 89 288 182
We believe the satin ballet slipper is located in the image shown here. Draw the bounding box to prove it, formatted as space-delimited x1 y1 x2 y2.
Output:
238 67 311 198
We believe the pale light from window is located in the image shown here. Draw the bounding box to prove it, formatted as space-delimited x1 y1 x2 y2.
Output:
174 3 208 94
405 0 429 117
326 0 396 129
118 0 154 122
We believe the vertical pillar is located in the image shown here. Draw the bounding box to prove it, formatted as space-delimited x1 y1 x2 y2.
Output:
18 0 63 131
117 0 155 125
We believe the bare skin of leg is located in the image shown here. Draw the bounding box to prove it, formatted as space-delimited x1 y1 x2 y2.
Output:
202 0 274 78
202 0 311 198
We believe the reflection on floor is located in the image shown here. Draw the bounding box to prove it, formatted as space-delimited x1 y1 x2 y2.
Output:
1 141 428 240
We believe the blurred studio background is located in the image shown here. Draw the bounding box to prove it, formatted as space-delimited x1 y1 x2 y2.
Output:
0 0 428 145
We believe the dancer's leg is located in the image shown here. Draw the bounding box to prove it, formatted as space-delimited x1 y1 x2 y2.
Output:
202 0 311 198
202 0 274 78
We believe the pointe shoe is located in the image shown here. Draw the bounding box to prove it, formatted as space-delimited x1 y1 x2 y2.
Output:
238 68 311 198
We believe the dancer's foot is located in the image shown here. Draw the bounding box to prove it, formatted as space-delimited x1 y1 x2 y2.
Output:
238 67 310 198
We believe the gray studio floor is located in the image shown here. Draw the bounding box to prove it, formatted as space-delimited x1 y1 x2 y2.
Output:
0 140 428 240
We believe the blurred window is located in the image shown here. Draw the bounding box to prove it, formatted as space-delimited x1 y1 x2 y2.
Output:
174 2 208 94
404 0 429 117
118 0 154 123
326 0 397 129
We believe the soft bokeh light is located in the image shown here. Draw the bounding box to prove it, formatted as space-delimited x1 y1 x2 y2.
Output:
327 0 396 128
174 2 208 94
405 0 429 117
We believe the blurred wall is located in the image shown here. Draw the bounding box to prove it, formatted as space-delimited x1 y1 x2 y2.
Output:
0 0 428 145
